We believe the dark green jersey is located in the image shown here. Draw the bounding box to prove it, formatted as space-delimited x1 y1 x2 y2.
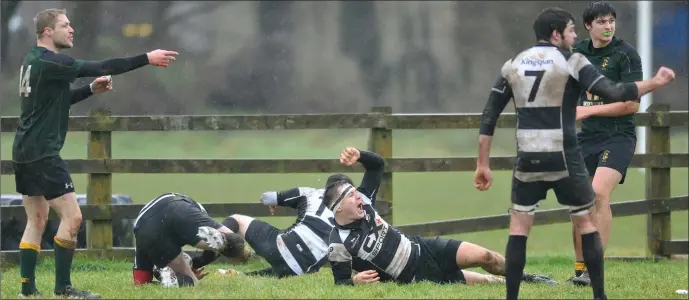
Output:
573 37 643 139
13 46 87 163
12 46 150 163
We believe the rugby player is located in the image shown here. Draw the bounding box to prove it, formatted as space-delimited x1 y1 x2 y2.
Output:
473 7 675 300
570 1 643 286
132 193 246 287
200 147 384 278
14 8 177 298
325 150 557 286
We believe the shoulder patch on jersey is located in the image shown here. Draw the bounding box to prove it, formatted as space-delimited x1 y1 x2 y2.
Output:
39 50 76 67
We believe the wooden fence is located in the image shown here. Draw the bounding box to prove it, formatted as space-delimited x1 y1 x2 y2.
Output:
1 104 687 263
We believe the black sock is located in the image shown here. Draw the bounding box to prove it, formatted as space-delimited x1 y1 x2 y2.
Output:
505 235 528 300
221 216 240 233
581 232 607 300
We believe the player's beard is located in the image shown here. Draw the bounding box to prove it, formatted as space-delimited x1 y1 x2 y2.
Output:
54 38 72 49
559 42 573 52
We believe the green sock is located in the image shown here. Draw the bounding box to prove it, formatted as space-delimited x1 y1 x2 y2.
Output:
53 237 76 292
19 242 40 295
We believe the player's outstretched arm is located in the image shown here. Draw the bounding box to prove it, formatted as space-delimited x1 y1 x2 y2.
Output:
569 53 675 103
77 49 178 77
475 75 512 191
260 187 318 210
577 46 645 119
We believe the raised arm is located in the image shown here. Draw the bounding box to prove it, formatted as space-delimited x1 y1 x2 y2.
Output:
567 52 672 103
355 150 385 202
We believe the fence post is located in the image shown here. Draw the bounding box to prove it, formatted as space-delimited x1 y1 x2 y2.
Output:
368 106 393 224
645 103 671 259
87 108 113 251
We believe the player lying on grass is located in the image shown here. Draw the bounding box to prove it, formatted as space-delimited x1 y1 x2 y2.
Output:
192 147 384 278
324 149 557 286
132 193 248 287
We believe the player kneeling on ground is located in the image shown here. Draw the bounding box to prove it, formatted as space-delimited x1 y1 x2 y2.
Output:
132 193 245 287
324 150 556 286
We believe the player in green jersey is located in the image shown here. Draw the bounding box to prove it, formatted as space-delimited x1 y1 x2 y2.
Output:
14 8 178 298
570 1 644 286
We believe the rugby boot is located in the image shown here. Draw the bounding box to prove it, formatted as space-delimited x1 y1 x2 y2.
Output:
522 272 558 285
570 271 592 286
54 286 101 299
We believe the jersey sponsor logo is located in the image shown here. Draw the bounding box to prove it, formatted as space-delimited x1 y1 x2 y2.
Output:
520 53 554 68
583 91 604 106
359 219 388 259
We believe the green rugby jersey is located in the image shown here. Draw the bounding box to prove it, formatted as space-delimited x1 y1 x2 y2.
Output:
573 37 643 139
13 46 149 163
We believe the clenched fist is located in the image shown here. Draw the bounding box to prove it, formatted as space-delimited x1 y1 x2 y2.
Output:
339 147 360 166
653 66 675 86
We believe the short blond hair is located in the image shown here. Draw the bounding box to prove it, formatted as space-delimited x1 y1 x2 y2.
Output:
34 8 66 37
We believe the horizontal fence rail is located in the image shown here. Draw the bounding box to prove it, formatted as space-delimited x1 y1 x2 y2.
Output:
1 111 687 132
0 154 686 175
396 196 688 237
0 201 392 221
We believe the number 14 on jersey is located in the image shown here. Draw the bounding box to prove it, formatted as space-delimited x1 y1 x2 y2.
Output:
19 65 32 97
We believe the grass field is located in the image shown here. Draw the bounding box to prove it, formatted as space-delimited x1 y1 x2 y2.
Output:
1 128 687 298
0 256 687 299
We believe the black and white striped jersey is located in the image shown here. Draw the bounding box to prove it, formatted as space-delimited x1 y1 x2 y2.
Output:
133 193 207 229
479 42 640 182
327 192 420 285
260 187 334 275
260 150 387 276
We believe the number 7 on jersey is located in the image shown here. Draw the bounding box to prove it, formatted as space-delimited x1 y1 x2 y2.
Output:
19 65 32 97
525 70 544 103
